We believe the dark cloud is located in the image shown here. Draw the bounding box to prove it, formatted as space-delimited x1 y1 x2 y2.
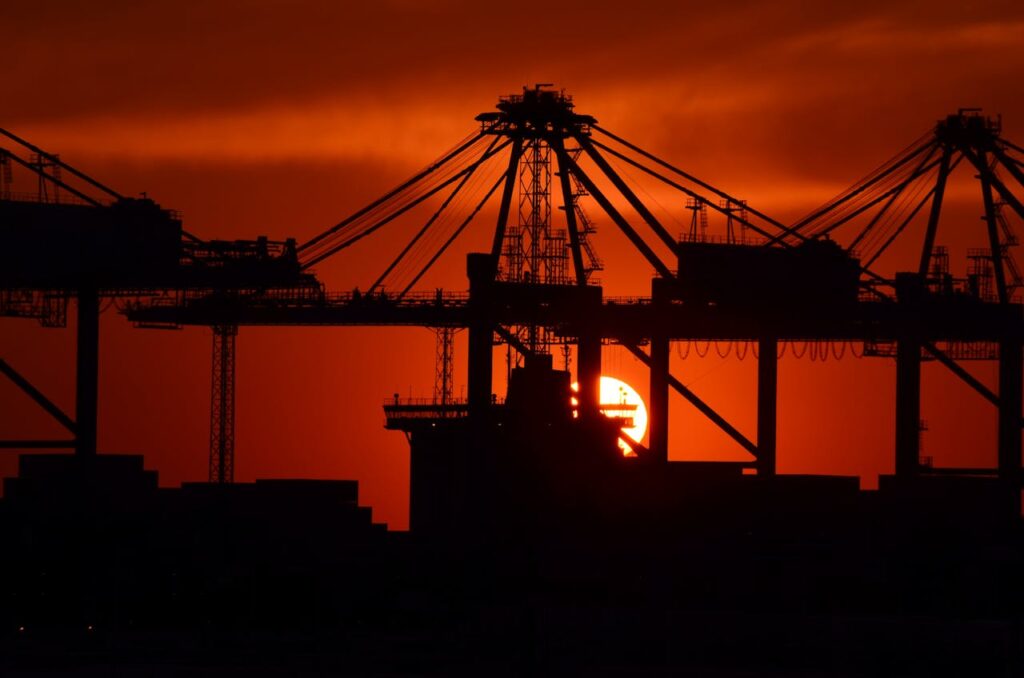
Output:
2 1 1019 124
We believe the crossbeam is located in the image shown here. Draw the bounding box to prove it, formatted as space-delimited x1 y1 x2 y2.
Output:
0 358 76 433
624 343 758 457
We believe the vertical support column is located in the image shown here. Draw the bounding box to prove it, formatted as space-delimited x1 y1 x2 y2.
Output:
895 338 922 477
434 327 456 406
576 285 603 421
209 324 237 484
649 333 670 463
998 339 1022 480
75 286 100 457
467 254 494 418
648 279 671 462
979 150 1009 306
918 147 951 277
757 337 778 476
577 331 601 420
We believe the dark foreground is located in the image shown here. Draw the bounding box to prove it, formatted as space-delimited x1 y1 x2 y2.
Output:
1 449 1022 677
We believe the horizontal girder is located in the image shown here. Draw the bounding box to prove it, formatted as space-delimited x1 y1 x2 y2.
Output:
124 286 1024 343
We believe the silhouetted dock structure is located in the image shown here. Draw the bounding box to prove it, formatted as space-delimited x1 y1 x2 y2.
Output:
2 90 1024 674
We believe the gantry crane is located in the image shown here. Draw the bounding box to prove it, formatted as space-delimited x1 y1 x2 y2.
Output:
5 88 1024 491
123 89 1024 484
0 127 318 481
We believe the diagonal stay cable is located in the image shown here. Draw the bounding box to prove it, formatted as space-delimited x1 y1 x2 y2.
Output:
769 140 936 245
300 135 484 261
791 130 935 236
298 130 485 253
592 124 789 233
588 136 789 245
808 143 936 241
369 136 503 292
304 137 504 267
862 175 941 270
819 144 941 245
391 153 499 291
300 138 511 270
398 169 507 298
0 127 124 200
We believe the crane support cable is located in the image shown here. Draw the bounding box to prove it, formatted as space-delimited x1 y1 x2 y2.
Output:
588 137 788 245
858 162 942 259
300 136 495 263
298 130 486 254
769 140 937 245
846 174 925 253
817 166 928 246
862 180 941 269
393 152 501 289
808 144 937 241
858 170 936 258
592 125 892 288
370 136 503 292
299 135 487 261
398 169 507 298
386 151 497 290
817 144 942 244
592 124 788 233
0 127 124 200
871 153 965 264
300 138 512 270
785 130 936 240
303 137 509 268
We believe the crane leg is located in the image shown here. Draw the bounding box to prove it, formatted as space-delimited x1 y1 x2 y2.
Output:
209 324 237 483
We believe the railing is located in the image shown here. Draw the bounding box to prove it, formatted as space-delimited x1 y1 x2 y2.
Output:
383 397 475 421
0 190 93 207
603 296 651 306
331 290 470 306
678 233 766 246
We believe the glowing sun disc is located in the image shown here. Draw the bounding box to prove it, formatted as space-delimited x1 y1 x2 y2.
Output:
571 376 649 453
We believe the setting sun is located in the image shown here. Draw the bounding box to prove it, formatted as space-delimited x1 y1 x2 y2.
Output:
571 376 649 455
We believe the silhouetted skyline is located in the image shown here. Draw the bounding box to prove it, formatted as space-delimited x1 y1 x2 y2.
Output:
3 2 1023 530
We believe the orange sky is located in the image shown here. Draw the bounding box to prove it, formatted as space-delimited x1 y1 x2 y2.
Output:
2 1 1024 528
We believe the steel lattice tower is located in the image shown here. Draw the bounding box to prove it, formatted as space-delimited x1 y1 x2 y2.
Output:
433 326 456 406
209 324 237 483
